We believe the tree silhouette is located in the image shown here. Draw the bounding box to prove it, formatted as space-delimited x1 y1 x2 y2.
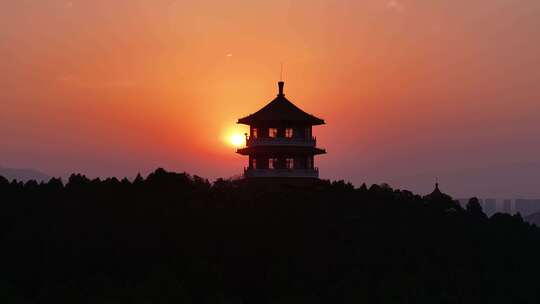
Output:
0 168 538 303
466 197 486 218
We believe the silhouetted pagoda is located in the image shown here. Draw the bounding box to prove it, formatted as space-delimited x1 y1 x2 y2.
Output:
425 181 452 201
237 81 326 179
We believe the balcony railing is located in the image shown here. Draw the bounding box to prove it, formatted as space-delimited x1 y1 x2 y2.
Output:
244 167 319 178
245 136 316 147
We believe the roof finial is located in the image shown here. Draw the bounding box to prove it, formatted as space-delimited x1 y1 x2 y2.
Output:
278 80 284 96
435 177 439 189
278 62 285 96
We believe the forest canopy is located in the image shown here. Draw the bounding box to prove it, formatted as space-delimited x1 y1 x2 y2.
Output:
0 168 538 303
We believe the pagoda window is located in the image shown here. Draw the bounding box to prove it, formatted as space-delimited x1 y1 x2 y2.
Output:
269 128 278 138
251 158 257 169
269 158 278 169
285 128 293 138
306 157 313 169
252 128 258 139
304 128 312 139
285 158 294 169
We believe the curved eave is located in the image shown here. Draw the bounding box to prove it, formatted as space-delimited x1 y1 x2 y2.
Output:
236 146 326 156
237 117 325 126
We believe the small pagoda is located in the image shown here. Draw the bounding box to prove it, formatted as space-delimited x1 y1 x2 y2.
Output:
237 81 326 179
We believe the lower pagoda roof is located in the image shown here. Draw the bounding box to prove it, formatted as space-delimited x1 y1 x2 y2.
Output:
236 146 326 156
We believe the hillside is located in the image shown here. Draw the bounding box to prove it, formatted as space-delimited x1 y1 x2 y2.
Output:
0 169 539 303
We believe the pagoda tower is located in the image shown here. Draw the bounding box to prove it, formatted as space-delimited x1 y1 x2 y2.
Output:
237 81 326 179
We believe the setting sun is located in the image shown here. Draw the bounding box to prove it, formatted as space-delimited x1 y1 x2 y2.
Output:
229 133 245 147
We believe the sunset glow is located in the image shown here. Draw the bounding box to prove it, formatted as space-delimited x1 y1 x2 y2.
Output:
229 133 245 148
1 0 540 197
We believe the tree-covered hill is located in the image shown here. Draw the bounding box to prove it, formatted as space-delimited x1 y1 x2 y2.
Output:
0 168 538 303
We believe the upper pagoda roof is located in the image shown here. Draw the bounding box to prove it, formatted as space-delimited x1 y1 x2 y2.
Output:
429 183 444 197
237 82 325 126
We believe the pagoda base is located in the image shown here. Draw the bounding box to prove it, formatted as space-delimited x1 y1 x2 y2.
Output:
244 168 319 179
239 176 321 188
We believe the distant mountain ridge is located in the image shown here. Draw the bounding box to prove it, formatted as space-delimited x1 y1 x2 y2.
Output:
0 166 51 182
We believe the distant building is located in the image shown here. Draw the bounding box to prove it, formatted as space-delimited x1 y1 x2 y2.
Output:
483 199 496 216
503 199 512 214
478 198 484 207
236 81 326 180
514 199 540 217
452 198 540 216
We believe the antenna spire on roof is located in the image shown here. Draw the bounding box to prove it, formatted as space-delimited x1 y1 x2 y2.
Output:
278 80 285 96
278 62 285 96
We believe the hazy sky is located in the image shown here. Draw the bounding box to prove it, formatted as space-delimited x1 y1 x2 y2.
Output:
1 0 540 198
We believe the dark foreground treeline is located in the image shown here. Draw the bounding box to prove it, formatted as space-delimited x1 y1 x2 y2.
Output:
0 169 539 303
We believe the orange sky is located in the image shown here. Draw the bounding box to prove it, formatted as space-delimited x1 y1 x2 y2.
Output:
1 0 540 197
